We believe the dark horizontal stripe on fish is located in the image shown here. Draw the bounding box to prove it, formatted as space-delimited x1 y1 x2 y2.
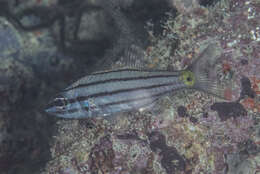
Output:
64 73 180 92
91 68 174 76
54 88 174 115
69 81 177 104
53 108 79 115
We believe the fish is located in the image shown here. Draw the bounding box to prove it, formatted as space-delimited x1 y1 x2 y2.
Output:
45 42 227 118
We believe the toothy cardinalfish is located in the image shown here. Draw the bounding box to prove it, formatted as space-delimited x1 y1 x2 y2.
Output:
45 43 227 118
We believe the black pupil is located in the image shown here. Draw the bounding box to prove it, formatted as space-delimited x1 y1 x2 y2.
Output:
187 77 192 82
54 98 66 106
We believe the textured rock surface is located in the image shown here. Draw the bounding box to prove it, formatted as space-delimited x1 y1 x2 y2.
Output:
0 0 260 174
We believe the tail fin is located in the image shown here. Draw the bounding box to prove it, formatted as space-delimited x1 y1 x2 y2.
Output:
188 41 229 100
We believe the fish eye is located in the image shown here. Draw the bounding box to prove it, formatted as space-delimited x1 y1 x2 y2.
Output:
187 76 192 82
53 99 63 107
181 70 195 86
54 97 68 107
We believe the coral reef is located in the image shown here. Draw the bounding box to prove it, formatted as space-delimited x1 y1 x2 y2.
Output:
33 0 260 173
0 0 260 173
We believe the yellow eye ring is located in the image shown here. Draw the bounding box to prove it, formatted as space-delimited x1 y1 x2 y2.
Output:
180 70 195 86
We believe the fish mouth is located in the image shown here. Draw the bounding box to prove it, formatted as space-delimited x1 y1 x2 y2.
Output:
44 101 57 114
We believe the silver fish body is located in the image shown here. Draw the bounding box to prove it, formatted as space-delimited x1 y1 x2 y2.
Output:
46 69 187 118
45 42 226 118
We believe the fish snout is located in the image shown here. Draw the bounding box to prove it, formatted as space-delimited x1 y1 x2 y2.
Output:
45 95 69 116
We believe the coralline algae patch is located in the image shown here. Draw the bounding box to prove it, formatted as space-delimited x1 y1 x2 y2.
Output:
156 106 256 173
160 119 214 173
43 103 256 173
241 95 260 113
111 134 152 173
251 77 260 96
226 55 260 112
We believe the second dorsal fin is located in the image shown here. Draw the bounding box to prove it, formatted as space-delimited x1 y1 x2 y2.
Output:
113 44 147 69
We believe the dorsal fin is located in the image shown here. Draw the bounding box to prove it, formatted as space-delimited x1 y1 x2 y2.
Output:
112 44 147 69
64 44 147 91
